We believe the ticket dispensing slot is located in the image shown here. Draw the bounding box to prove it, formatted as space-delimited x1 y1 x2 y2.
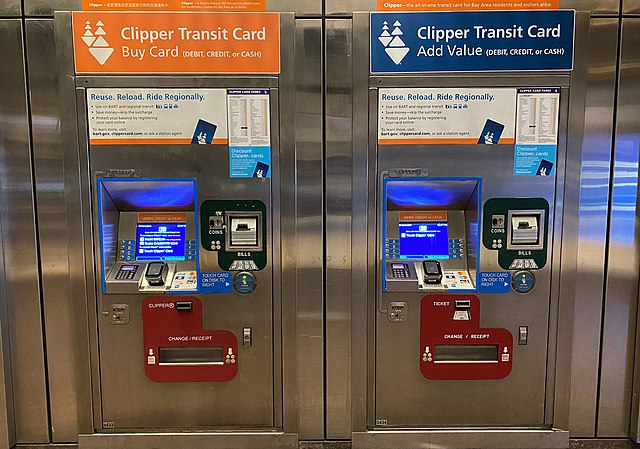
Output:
98 179 198 294
383 178 480 293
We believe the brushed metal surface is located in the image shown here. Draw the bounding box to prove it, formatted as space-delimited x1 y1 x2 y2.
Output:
352 429 569 449
325 19 354 440
624 0 640 14
551 12 590 431
0 19 50 443
325 0 618 15
567 18 618 438
0 214 16 449
26 18 80 443
78 432 298 449
597 18 640 439
0 0 21 16
294 19 324 440
25 0 320 17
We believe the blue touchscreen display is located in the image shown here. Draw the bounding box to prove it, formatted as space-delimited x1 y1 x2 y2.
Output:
135 223 186 261
399 222 449 260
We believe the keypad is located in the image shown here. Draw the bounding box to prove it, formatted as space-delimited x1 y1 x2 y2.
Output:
115 265 139 280
391 263 410 278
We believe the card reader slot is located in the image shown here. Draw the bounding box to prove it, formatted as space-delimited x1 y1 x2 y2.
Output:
433 345 499 363
158 346 224 366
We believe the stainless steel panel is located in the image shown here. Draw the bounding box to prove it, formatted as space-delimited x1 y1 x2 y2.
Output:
0 19 50 443
325 0 618 15
550 12 590 431
26 0 320 17
624 0 640 14
352 429 569 449
568 18 618 438
26 18 80 443
598 18 640 439
0 217 16 449
294 19 324 440
326 18 353 440
0 0 21 16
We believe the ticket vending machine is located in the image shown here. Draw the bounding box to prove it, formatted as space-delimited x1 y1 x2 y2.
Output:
56 11 297 449
351 10 588 448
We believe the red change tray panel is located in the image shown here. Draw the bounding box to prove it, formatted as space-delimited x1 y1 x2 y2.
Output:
142 296 238 382
420 294 512 380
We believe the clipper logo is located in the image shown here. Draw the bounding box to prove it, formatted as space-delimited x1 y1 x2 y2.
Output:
81 20 114 65
378 20 410 65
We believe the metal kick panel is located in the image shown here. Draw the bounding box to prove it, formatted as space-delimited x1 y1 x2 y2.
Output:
26 18 81 442
568 18 618 438
325 0 618 15
293 19 324 440
25 0 320 17
90 141 275 428
325 18 354 440
0 19 50 443
601 18 640 439
0 0 20 16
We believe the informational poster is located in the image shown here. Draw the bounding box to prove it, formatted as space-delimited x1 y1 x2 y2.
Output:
83 0 266 11
513 87 560 176
87 88 228 145
227 90 271 178
377 0 558 11
378 88 515 145
72 12 280 74
370 11 574 73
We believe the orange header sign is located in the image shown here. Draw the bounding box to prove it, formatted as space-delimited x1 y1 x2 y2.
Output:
139 213 187 222
377 0 558 10
399 211 448 222
72 12 280 74
83 0 266 11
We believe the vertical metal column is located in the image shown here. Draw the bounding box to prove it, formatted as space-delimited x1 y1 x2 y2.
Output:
598 16 640 438
294 18 325 440
0 18 50 444
325 18 354 440
568 17 619 437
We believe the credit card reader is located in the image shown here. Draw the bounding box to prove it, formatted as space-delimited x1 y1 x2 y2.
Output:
422 260 442 284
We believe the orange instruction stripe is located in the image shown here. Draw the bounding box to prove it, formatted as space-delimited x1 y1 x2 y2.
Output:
377 0 558 10
378 137 516 145
90 137 229 145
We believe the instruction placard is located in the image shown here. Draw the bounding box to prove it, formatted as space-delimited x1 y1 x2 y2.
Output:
227 89 271 178
514 87 560 176
200 272 232 294
87 88 228 145
378 88 515 145
478 272 511 293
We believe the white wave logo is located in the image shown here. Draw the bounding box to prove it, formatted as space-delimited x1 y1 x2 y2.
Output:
378 20 410 65
82 20 114 65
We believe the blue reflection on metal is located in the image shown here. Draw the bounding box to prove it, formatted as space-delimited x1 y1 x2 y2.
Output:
100 179 195 209
609 138 639 245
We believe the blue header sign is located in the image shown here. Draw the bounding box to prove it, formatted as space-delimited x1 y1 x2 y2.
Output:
370 11 575 73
